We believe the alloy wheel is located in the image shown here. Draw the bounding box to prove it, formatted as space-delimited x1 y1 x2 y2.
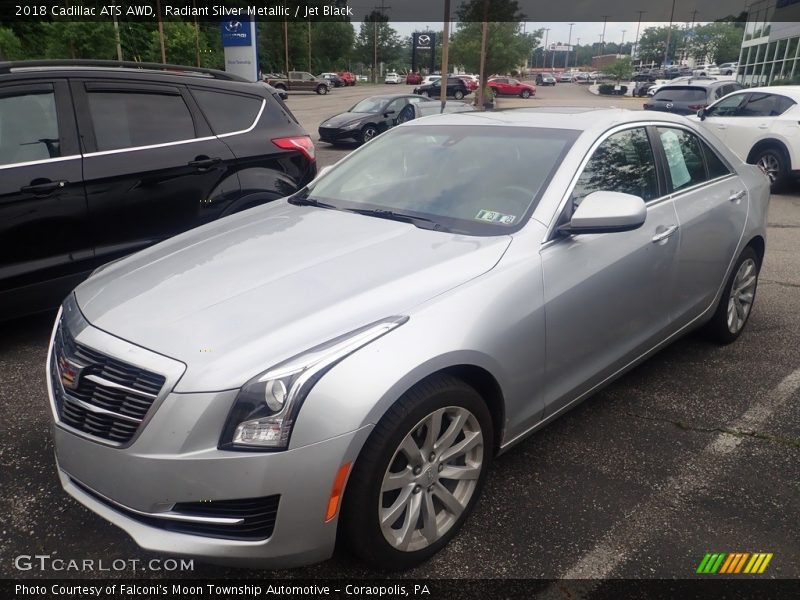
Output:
379 406 484 552
727 258 757 334
757 153 780 182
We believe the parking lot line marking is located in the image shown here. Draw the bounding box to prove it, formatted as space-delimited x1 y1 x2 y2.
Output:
549 367 800 584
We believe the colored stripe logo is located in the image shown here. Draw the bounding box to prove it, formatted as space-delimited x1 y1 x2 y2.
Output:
697 552 773 574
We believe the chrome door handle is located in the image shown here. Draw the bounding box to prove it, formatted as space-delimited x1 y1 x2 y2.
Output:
652 225 679 243
729 190 746 202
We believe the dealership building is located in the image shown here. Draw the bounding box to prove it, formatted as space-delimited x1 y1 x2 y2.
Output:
739 0 800 85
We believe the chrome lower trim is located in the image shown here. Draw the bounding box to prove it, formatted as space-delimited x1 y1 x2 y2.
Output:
63 393 143 424
68 475 244 525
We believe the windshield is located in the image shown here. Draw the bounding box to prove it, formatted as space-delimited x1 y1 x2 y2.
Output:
653 87 707 102
349 98 386 113
299 125 578 236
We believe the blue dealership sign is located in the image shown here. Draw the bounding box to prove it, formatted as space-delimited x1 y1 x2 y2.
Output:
221 19 253 47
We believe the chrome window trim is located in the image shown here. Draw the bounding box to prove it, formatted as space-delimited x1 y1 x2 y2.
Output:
82 98 266 158
543 120 738 244
0 154 81 170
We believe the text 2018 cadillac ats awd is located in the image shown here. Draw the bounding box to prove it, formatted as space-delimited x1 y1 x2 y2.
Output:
47 109 769 570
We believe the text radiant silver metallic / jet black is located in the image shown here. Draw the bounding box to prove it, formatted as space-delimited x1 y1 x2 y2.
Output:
47 108 769 570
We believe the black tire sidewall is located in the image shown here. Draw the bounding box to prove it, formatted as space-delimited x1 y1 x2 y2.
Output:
705 246 760 344
756 147 788 192
340 376 493 571
361 126 377 143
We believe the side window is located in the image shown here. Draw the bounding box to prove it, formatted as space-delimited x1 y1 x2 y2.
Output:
706 93 748 117
0 91 60 165
776 95 797 114
699 138 732 179
571 127 658 207
192 89 262 135
87 91 195 151
740 93 781 117
385 98 406 115
656 127 707 191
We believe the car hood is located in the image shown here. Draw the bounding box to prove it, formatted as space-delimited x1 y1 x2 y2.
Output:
75 201 511 392
321 112 370 128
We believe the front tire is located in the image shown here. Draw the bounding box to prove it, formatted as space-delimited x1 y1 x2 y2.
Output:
340 375 493 570
704 246 760 344
361 125 378 144
453 90 464 100
316 85 328 95
521 89 531 99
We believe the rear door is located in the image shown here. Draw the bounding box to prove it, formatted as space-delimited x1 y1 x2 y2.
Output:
0 80 88 316
73 80 239 263
653 126 748 327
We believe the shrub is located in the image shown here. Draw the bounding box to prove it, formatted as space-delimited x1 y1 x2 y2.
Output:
598 84 628 95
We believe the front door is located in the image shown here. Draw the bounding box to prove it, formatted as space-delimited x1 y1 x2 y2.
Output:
541 126 680 417
0 80 88 317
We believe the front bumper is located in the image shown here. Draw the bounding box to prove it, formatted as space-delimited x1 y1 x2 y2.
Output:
318 126 360 143
54 409 371 568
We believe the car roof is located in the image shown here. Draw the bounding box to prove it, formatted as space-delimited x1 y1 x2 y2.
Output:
737 85 800 100
359 94 428 101
658 79 731 89
407 107 693 131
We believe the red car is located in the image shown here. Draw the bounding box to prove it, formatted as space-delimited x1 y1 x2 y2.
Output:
338 71 356 86
458 75 479 91
405 72 422 85
488 77 536 98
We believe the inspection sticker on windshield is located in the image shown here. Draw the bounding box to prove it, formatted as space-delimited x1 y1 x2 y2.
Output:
475 209 516 225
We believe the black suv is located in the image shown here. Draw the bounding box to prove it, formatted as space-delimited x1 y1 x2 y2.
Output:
412 77 470 100
0 60 316 319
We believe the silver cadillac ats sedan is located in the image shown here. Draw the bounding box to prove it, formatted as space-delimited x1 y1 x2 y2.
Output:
47 109 769 570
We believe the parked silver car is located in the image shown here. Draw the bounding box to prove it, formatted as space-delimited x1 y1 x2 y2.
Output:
47 109 769 570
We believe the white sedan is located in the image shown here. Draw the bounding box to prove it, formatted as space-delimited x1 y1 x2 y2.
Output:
385 72 401 84
693 85 800 190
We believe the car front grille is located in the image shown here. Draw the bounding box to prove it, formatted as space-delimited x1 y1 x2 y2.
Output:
51 321 166 445
71 478 280 540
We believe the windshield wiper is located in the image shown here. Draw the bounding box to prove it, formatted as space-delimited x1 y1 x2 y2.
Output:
287 193 338 210
343 208 445 231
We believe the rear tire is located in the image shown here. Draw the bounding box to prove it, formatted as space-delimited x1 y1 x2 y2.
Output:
454 90 464 100
703 246 760 345
339 374 493 571
752 146 789 192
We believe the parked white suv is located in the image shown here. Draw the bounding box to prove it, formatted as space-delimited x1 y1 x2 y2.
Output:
384 72 401 84
694 86 800 190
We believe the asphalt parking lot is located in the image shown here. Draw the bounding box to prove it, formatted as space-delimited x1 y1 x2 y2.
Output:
0 82 798 581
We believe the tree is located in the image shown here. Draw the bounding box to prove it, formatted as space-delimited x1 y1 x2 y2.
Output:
44 21 117 59
607 56 633 82
312 21 355 71
449 0 538 77
0 26 23 60
354 11 404 80
685 22 744 64
636 26 685 65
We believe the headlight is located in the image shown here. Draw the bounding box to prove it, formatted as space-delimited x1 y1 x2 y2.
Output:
219 316 408 451
343 121 361 130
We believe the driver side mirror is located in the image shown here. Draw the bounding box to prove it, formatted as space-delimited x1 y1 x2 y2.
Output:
384 110 396 117
558 191 646 235
697 107 707 120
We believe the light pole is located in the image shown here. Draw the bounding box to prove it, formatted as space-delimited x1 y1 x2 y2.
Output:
621 30 626 54
543 28 550 69
575 37 581 68
600 15 609 55
566 23 574 70
633 10 645 66
664 0 676 67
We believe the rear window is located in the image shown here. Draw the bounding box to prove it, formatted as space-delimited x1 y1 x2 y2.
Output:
653 87 707 102
192 89 263 134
